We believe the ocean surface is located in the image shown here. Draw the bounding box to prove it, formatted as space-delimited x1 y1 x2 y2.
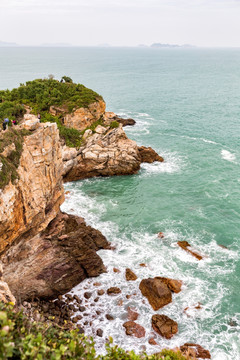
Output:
1 47 240 359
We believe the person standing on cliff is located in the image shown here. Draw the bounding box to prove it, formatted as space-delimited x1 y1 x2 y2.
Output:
3 117 9 130
37 113 41 121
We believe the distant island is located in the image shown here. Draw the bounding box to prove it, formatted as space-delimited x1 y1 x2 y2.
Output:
151 43 195 48
0 40 18 47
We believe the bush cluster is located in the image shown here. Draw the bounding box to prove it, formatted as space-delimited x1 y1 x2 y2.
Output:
0 303 190 360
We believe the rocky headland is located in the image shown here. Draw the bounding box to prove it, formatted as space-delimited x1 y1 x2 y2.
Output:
0 78 210 359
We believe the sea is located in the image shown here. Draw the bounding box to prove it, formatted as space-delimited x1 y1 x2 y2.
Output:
0 47 239 359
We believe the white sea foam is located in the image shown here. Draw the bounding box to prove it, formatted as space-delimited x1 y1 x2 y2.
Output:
140 151 185 175
221 150 236 163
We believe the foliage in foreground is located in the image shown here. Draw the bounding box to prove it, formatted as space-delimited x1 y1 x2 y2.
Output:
0 303 189 360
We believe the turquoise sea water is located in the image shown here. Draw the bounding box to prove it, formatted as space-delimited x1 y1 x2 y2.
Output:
1 47 240 359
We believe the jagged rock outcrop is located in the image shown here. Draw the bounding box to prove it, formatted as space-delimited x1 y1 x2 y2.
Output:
139 278 172 310
152 314 178 339
0 119 64 253
63 124 164 182
62 100 106 131
1 212 110 302
63 124 142 181
104 112 136 127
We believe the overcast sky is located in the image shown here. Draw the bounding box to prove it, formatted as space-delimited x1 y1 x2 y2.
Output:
1 0 240 47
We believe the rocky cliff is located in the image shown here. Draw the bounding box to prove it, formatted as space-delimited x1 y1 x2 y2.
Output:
0 120 64 254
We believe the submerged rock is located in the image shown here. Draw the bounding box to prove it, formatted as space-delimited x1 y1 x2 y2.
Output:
152 314 178 339
177 241 203 260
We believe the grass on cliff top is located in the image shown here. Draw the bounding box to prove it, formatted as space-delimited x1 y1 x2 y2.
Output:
0 128 31 189
0 77 103 115
0 302 190 360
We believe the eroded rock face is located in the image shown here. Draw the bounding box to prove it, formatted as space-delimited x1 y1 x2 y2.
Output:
139 278 172 310
123 321 146 338
64 100 106 131
154 277 182 293
63 124 142 181
0 121 64 254
152 314 178 339
1 212 110 302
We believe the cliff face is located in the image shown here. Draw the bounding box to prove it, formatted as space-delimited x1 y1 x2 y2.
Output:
63 100 106 131
0 121 64 254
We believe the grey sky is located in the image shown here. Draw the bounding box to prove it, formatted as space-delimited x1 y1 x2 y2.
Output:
1 0 240 46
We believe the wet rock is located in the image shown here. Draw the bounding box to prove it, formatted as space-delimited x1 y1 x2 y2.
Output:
94 297 99 302
77 326 84 334
127 307 139 321
84 292 92 299
218 244 228 250
113 268 120 273
79 306 86 312
152 314 178 339
73 295 81 302
155 277 182 293
139 278 172 310
106 314 114 321
157 232 164 239
2 212 110 301
93 282 101 286
180 343 211 359
96 329 103 337
115 116 136 127
139 263 147 267
96 310 102 315
125 268 137 281
97 289 105 296
107 287 121 296
149 338 157 345
117 299 123 306
177 241 203 260
138 146 164 164
123 321 146 338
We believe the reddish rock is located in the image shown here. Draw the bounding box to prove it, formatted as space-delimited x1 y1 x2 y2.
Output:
155 277 182 293
152 314 178 339
93 282 101 286
113 268 121 273
127 307 139 321
139 278 172 310
180 343 211 359
123 321 145 338
177 241 203 260
138 146 164 164
157 232 164 239
96 329 103 337
107 287 121 295
117 299 123 306
139 263 147 267
125 268 138 281
149 338 157 345
84 292 92 299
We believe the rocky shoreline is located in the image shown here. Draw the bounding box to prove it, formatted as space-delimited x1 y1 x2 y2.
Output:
0 97 210 359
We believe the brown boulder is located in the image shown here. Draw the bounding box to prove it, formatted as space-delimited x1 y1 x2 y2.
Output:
149 338 157 345
115 117 136 127
123 321 145 338
107 287 121 295
138 146 164 164
155 277 182 293
180 343 211 359
2 212 110 301
139 278 172 310
177 241 203 260
152 314 178 339
125 268 137 281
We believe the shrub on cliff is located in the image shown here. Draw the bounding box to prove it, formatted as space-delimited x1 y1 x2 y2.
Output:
0 78 102 114
0 303 190 360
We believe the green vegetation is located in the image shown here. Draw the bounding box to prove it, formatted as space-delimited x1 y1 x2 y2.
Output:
0 303 189 360
109 120 119 129
0 128 31 189
0 78 105 147
0 78 102 114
